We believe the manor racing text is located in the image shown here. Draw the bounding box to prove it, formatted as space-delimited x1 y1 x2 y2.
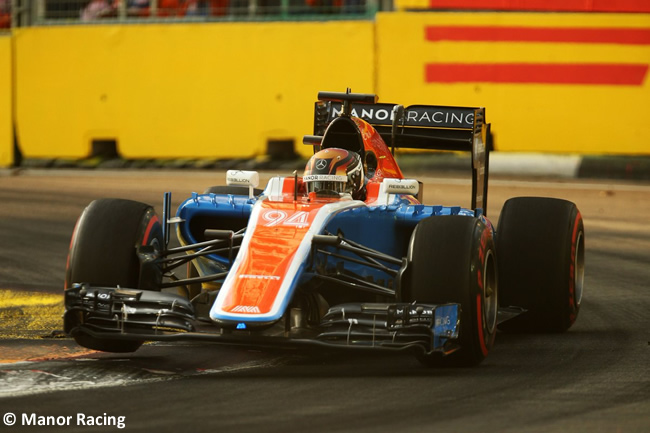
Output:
22 413 126 429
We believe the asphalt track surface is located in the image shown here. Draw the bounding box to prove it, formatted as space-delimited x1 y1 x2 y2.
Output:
0 169 648 432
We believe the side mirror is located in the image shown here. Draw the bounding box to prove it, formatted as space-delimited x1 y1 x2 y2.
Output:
382 178 419 197
226 170 260 199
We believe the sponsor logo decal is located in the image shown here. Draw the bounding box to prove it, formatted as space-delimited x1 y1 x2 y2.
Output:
303 174 347 182
389 184 417 190
231 305 262 313
405 109 474 126
331 106 398 124
239 274 281 281
331 105 474 128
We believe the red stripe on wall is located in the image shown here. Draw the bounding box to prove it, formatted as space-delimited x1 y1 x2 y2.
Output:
427 0 650 13
425 26 650 45
425 63 649 85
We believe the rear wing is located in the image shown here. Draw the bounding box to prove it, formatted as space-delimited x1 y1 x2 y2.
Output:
308 91 491 214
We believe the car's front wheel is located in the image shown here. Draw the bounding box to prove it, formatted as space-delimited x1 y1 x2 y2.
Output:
402 215 498 367
65 198 163 352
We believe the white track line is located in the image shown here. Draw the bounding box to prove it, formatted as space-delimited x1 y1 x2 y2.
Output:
0 357 287 399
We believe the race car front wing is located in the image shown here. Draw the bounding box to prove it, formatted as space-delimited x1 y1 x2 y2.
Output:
64 284 461 356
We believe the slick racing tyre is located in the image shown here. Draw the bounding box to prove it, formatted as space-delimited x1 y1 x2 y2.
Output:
496 197 585 332
403 216 498 367
204 185 263 196
65 198 163 352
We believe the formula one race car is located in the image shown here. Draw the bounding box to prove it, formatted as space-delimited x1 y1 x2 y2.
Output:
63 90 585 366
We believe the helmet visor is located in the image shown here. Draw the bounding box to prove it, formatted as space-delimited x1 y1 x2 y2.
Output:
304 174 347 194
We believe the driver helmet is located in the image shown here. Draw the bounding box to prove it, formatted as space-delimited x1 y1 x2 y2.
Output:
303 148 364 199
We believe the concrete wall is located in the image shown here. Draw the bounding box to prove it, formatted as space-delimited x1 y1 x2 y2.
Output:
0 35 11 166
3 12 650 167
376 12 650 154
13 22 375 160
395 0 650 13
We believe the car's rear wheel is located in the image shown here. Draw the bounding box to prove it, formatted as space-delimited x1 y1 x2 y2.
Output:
65 198 163 352
496 197 584 332
403 216 498 367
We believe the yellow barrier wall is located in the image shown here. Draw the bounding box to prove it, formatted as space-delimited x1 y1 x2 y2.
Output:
14 22 375 159
11 13 650 159
0 35 11 167
376 12 650 154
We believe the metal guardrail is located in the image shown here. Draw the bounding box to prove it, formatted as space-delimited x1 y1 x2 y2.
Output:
7 0 388 26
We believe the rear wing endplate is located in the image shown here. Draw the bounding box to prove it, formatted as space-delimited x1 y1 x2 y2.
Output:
311 91 491 214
